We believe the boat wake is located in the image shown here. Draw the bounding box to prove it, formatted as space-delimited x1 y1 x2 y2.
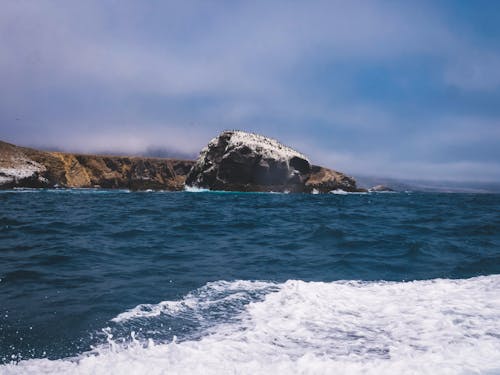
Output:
3 276 500 374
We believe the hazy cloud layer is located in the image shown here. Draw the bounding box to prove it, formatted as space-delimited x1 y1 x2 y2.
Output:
1 0 499 181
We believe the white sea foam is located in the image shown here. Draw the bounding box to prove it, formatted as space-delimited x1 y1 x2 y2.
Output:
329 189 348 194
184 185 210 193
112 280 276 322
3 276 500 375
329 189 368 195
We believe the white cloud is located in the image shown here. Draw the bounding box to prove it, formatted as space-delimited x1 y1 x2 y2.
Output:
1 1 499 181
0 1 455 96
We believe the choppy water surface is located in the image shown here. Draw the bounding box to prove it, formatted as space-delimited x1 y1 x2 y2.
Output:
0 190 499 374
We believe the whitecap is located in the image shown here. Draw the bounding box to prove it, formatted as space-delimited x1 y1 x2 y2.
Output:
184 185 210 193
329 189 350 194
4 276 500 374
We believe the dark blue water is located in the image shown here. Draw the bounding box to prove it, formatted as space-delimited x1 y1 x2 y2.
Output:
1 190 499 366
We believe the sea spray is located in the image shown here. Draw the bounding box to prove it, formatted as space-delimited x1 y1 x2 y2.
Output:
3 276 500 374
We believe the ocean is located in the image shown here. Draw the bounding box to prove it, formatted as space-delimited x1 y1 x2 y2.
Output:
1 189 499 374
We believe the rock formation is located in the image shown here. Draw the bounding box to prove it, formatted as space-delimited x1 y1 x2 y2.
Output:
186 130 362 193
0 140 194 190
305 165 358 193
1 131 362 193
186 131 308 192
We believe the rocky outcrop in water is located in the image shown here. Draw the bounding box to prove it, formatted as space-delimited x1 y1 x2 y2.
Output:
186 131 310 192
1 131 362 192
0 140 194 190
305 165 358 193
186 131 362 193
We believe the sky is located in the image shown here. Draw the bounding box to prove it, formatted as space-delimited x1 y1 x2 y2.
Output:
1 0 500 181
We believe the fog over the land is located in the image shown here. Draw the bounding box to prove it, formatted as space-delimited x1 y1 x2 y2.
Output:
1 1 499 181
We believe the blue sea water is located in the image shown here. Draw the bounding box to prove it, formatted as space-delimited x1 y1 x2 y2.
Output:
0 190 499 374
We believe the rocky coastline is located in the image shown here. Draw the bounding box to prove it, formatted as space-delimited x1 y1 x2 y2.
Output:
0 140 194 191
1 131 365 193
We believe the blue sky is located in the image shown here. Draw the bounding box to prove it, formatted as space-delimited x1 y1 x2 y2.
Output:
1 0 499 181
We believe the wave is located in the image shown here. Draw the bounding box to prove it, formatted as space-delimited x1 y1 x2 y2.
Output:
184 186 210 193
0 188 132 194
329 189 369 195
3 276 500 374
184 186 291 194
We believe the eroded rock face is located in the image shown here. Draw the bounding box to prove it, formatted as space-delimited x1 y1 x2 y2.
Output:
186 131 312 192
305 165 360 193
2 131 362 193
0 141 49 188
0 140 194 190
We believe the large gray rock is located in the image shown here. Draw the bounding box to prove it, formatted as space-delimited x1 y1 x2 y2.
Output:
186 131 312 192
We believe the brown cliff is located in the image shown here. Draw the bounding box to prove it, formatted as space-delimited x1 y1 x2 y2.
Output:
1 132 363 193
305 165 359 193
0 140 194 190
